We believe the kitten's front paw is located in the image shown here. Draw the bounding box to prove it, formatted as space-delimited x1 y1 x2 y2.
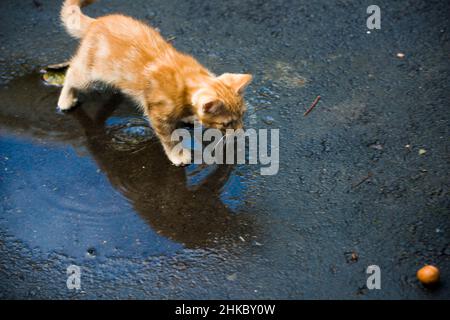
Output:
168 148 192 166
57 96 78 111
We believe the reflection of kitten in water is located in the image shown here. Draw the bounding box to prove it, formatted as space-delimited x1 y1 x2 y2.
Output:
58 0 252 166
71 94 255 248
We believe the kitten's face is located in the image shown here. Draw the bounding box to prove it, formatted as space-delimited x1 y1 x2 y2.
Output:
199 97 245 131
194 73 252 132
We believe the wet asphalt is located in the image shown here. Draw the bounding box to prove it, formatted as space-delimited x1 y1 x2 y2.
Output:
0 0 449 299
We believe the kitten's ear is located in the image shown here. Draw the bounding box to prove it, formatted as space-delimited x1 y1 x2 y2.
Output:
202 99 224 114
192 89 224 114
218 73 253 94
192 90 224 115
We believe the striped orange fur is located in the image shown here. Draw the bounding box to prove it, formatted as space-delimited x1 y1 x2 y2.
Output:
58 0 252 165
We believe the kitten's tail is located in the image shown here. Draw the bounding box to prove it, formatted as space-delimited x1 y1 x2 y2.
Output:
61 0 97 39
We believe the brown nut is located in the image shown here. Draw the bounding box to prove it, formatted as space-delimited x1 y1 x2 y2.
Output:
417 265 440 285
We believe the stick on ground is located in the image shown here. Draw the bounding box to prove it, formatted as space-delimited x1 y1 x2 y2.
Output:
303 95 321 117
352 172 373 189
167 36 176 43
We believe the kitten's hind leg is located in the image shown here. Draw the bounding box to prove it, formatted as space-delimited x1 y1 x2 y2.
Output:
57 64 89 111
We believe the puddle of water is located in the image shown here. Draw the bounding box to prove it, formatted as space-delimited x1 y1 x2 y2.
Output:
0 73 256 261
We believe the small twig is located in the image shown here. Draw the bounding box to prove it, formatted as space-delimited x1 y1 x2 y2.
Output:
303 95 321 117
247 105 271 116
131 146 147 154
42 61 70 72
258 92 271 98
352 172 373 189
167 36 176 43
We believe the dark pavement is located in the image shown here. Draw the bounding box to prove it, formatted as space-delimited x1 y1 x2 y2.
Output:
0 0 449 299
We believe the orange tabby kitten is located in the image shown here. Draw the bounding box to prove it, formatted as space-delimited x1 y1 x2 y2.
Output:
59 0 252 166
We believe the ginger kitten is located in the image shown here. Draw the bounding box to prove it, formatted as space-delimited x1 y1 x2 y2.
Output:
59 0 252 166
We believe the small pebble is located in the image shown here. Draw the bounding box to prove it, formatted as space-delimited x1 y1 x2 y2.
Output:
263 116 275 125
86 247 97 258
226 273 237 281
